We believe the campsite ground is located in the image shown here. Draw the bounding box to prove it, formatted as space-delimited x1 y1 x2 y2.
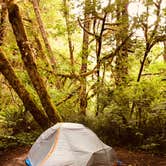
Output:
0 146 166 166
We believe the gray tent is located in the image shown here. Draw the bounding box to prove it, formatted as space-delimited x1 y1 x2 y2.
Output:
25 123 118 166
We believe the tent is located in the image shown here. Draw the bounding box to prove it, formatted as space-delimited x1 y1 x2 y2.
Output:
25 123 119 166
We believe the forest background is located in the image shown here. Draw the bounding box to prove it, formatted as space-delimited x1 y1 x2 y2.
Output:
0 0 166 154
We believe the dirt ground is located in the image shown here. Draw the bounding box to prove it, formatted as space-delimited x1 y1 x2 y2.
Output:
0 146 165 166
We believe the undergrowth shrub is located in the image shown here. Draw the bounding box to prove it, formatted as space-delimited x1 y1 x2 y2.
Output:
61 79 166 153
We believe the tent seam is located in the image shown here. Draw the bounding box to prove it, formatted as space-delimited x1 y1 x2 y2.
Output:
38 128 60 166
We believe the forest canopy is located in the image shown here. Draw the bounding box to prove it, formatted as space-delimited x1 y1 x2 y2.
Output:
0 0 166 152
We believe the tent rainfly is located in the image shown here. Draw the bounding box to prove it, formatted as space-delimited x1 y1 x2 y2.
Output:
25 123 119 166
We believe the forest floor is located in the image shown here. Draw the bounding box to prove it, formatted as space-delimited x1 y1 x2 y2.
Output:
0 146 166 166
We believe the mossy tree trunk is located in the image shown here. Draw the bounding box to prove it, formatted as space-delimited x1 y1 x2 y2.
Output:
32 0 60 88
63 0 74 72
164 41 166 62
0 1 7 46
8 3 62 123
0 50 50 129
115 0 129 86
32 0 57 69
96 13 107 116
79 0 91 115
0 2 50 129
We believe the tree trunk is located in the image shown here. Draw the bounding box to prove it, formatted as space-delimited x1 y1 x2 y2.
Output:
63 0 74 72
0 1 50 129
96 13 107 116
0 50 50 129
115 0 129 86
0 1 7 46
8 3 62 123
32 0 56 69
164 41 166 62
130 0 163 118
79 0 91 115
32 0 61 88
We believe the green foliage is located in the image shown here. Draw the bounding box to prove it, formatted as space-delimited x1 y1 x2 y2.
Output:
0 130 42 150
0 89 42 150
0 104 29 135
84 76 166 153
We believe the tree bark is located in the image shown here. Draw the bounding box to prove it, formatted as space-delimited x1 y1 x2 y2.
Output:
0 1 7 46
0 50 50 129
8 3 62 123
